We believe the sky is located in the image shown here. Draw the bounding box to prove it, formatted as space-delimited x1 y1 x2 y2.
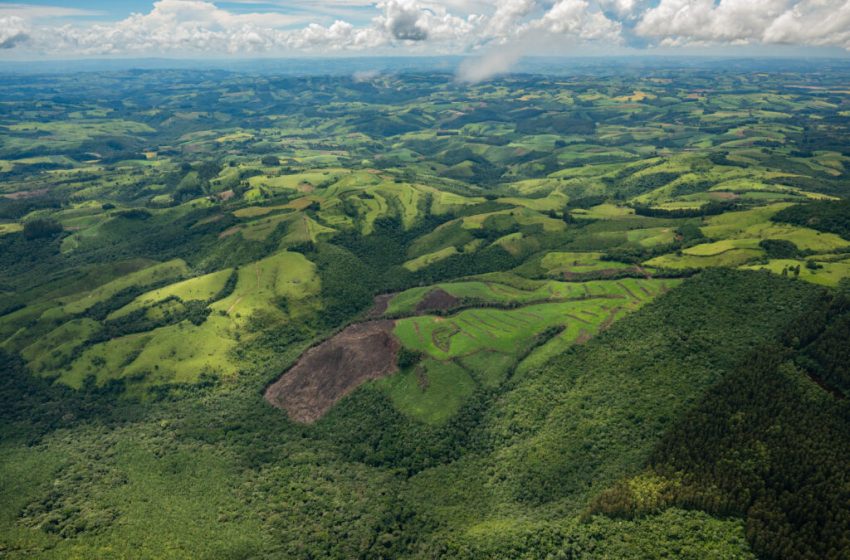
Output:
1 0 849 63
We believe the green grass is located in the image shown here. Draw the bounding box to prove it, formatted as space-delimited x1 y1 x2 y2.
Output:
212 251 319 324
109 269 233 320
380 359 476 425
403 246 459 271
458 351 516 387
0 223 23 235
61 260 190 314
394 279 671 361
21 318 101 375
539 251 633 275
248 169 350 193
742 258 850 287
572 203 635 220
646 249 763 269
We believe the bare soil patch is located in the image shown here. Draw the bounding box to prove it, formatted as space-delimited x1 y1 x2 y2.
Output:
415 288 459 313
617 282 639 301
711 191 739 200
3 188 48 200
415 364 429 390
599 307 623 332
367 293 395 318
219 226 241 239
264 320 400 423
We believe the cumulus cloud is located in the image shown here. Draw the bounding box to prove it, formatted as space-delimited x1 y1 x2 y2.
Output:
0 16 30 49
635 0 850 49
764 0 850 49
528 0 621 39
379 0 429 41
1 0 849 58
459 0 621 82
484 0 536 37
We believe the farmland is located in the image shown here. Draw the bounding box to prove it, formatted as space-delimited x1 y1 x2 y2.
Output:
2 60 850 559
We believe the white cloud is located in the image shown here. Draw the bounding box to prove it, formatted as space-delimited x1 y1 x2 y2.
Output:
635 0 850 49
528 0 621 40
1 0 850 57
0 4 105 19
459 0 621 82
764 0 850 49
0 16 30 49
485 0 537 37
378 0 430 41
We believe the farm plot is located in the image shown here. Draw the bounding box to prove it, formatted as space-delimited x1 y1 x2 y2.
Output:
393 279 673 361
265 320 400 423
386 277 666 317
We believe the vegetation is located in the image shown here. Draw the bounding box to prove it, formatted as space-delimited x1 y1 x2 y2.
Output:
2 61 850 558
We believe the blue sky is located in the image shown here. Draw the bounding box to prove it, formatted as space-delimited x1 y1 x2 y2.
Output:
1 1 849 61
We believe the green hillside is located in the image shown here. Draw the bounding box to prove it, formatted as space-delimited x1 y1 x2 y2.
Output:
2 63 850 559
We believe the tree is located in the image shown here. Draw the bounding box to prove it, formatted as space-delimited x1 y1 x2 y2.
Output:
397 348 424 369
23 218 63 240
759 239 799 260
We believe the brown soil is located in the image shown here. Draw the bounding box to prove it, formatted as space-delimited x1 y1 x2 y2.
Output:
367 293 395 318
264 320 400 423
415 364 429 390
617 282 639 301
598 307 623 332
219 226 241 239
711 191 739 200
415 288 460 313
3 188 48 200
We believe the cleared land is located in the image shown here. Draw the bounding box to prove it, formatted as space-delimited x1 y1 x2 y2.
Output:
265 320 400 423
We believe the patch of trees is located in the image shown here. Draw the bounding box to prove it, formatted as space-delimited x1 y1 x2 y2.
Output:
397 348 424 369
772 199 850 240
708 151 749 167
23 217 63 240
0 195 63 220
615 172 682 199
759 238 799 259
672 180 715 197
0 229 63 287
316 382 496 475
603 242 680 265
114 208 152 220
504 269 829 507
565 195 608 210
0 349 141 446
590 287 850 560
93 298 211 343
632 200 738 219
